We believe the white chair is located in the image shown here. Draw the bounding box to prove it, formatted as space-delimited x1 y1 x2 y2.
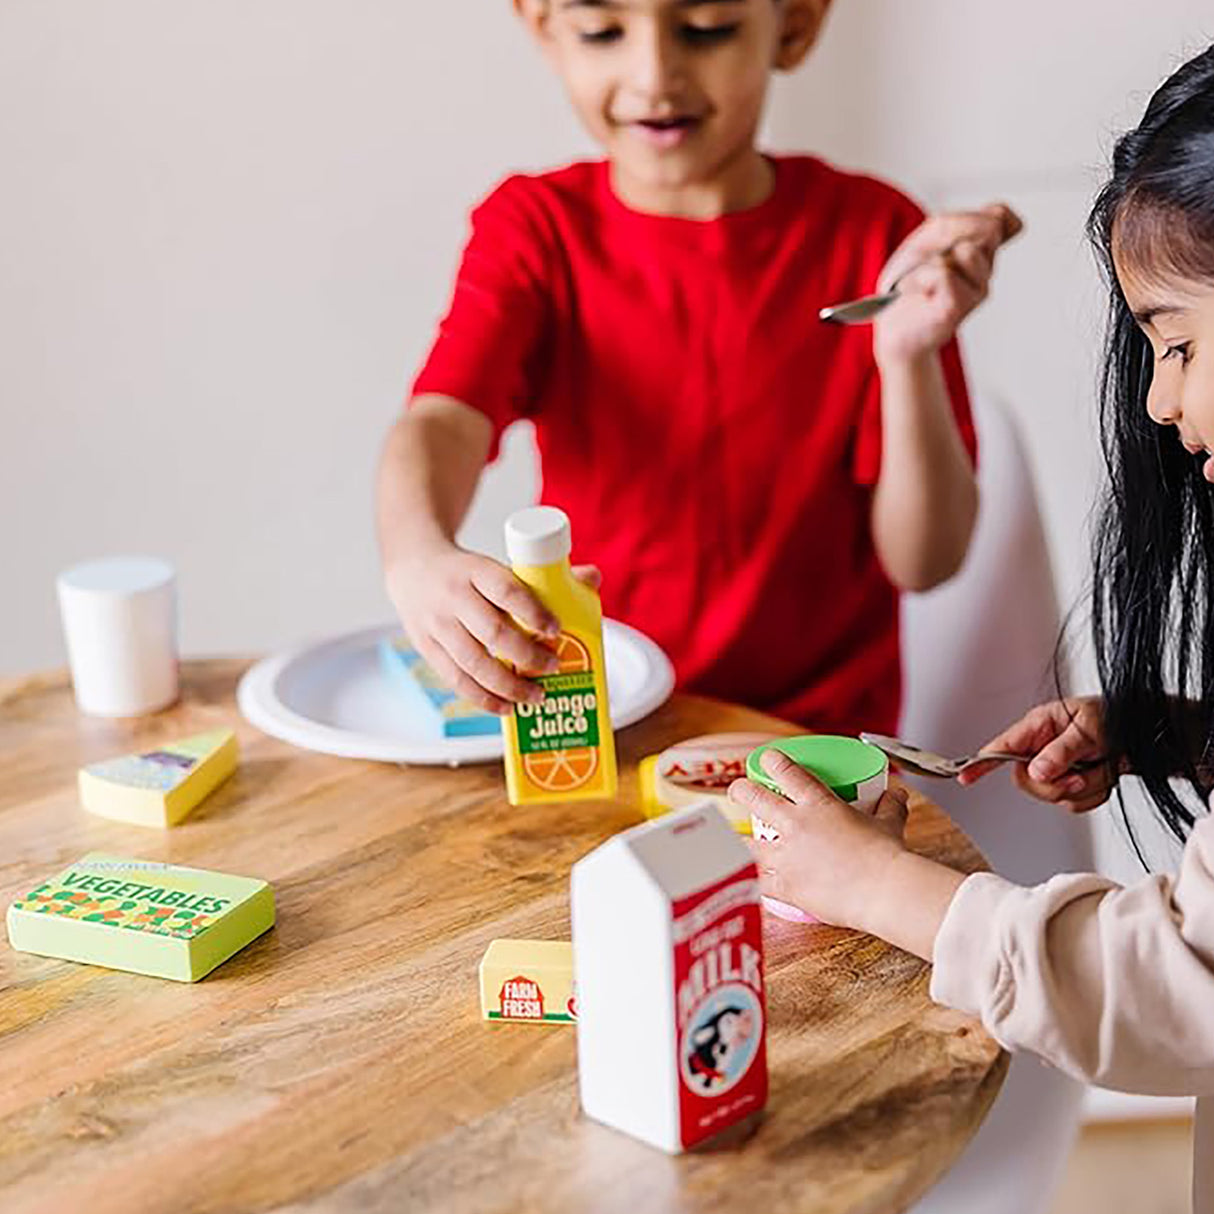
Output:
900 395 1091 1214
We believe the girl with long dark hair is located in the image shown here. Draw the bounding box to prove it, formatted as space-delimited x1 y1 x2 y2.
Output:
730 45 1214 1212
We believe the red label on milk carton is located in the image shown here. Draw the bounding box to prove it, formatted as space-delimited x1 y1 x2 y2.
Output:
672 864 767 1149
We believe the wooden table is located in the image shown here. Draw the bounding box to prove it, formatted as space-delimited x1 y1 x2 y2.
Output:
0 662 1006 1214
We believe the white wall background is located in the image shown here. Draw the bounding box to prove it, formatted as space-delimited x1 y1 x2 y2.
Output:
3 1 1213 877
0 0 583 673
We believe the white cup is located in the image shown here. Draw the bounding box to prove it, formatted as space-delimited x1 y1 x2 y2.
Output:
57 556 179 718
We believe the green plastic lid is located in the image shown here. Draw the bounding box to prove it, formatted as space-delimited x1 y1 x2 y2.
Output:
746 736 887 803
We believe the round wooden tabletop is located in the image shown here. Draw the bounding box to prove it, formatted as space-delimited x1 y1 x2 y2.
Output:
0 661 1006 1214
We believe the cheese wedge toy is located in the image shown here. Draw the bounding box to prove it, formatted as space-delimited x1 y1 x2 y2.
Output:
479 939 576 1025
78 729 238 827
378 636 501 739
6 853 274 982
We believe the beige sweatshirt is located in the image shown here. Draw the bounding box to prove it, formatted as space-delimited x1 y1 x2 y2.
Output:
931 813 1214 1213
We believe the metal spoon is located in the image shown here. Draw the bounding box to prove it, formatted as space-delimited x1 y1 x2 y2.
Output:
818 289 902 326
820 208 1024 325
859 733 1106 781
818 245 962 326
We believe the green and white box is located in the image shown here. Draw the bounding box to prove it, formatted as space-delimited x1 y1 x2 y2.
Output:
6 852 274 981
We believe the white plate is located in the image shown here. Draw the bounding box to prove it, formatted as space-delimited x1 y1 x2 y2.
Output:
237 620 675 765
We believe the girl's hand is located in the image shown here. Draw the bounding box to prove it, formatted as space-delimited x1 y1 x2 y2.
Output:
873 203 1022 366
728 748 912 930
385 542 601 715
957 696 1117 813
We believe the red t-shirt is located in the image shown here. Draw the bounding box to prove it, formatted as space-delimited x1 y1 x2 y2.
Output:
413 157 975 734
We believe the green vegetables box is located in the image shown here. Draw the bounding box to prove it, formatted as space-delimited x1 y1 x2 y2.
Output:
6 852 274 982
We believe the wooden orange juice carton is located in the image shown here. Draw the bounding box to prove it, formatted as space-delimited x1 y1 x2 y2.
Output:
571 804 768 1153
502 507 617 805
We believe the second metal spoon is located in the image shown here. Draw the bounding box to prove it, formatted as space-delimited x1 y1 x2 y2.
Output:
860 733 1107 781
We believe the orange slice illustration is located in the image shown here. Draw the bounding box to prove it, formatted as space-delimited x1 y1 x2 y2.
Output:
521 631 592 678
551 632 591 674
523 745 600 793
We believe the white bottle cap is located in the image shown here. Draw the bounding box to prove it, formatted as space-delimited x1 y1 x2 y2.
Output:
505 506 571 567
56 556 179 718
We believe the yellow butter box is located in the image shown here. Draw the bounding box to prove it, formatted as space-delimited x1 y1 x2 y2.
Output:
479 939 576 1025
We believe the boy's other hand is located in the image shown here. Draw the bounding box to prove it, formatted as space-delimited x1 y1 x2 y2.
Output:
873 203 1023 366
957 695 1116 813
385 546 598 715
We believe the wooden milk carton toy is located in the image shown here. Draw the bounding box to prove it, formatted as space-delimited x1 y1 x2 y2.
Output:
571 804 768 1153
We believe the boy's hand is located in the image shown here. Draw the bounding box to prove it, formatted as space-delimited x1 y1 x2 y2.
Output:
385 543 601 715
957 695 1117 813
728 749 912 930
873 203 1022 366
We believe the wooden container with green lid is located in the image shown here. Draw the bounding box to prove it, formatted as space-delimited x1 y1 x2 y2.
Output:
745 736 888 923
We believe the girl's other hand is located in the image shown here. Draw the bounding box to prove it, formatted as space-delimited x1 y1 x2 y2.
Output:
957 695 1117 813
874 203 1022 365
728 748 912 930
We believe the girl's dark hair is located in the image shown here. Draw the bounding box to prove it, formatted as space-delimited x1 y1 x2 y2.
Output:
1087 45 1214 845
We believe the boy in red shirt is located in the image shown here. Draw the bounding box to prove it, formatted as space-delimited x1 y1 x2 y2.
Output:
377 0 1018 735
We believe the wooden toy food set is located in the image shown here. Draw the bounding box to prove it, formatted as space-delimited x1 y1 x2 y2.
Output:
7 729 272 982
12 517 898 1162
